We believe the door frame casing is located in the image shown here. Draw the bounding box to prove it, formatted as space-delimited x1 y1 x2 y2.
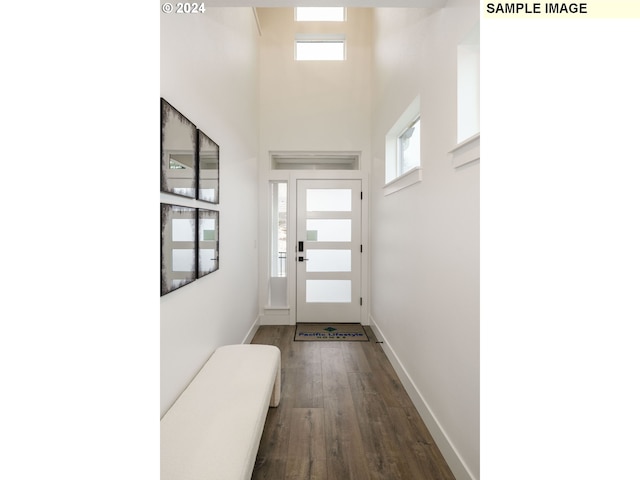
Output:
261 170 369 326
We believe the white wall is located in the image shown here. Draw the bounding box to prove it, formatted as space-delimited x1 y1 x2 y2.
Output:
256 8 373 321
370 3 480 480
160 8 260 416
257 7 372 153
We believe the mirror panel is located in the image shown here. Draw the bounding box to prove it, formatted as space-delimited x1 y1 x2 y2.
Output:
161 99 197 198
198 131 220 204
198 208 219 277
161 203 197 295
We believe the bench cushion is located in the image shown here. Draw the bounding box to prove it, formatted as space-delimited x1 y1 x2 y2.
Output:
161 344 281 480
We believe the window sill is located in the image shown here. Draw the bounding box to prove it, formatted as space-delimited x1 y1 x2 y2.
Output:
383 167 422 196
450 133 480 169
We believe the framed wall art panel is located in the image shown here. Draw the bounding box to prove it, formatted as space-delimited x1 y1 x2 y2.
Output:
197 130 220 204
161 98 197 198
198 208 219 277
161 203 197 295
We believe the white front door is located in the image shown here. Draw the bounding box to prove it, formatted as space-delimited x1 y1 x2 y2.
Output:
296 179 362 323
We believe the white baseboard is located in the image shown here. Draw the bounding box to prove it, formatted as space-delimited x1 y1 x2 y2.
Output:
242 316 261 344
369 316 476 480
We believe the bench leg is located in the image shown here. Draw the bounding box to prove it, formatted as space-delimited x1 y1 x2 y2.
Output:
269 359 281 407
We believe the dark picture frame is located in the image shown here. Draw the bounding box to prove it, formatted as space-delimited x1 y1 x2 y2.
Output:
161 98 197 198
198 130 220 204
161 203 197 296
198 208 220 277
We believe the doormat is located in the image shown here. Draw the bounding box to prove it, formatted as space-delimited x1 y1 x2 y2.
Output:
295 323 369 342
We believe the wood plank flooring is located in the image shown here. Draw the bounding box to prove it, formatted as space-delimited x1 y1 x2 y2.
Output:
251 325 455 480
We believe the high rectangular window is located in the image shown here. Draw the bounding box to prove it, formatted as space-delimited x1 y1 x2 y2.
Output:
295 35 345 61
385 97 421 186
398 117 421 174
457 24 480 142
295 7 345 22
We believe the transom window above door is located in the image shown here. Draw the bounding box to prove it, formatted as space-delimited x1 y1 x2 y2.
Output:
271 152 359 170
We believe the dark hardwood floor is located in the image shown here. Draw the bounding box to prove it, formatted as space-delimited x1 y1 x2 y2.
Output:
251 325 455 480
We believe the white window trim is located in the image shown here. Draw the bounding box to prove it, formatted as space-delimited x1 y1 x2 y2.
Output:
383 166 422 196
449 133 480 169
270 151 360 170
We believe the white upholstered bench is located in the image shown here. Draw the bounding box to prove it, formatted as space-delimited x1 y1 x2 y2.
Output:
161 344 281 480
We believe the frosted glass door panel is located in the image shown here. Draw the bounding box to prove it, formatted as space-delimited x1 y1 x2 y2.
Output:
307 189 352 212
306 249 351 272
306 280 351 303
306 219 351 242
